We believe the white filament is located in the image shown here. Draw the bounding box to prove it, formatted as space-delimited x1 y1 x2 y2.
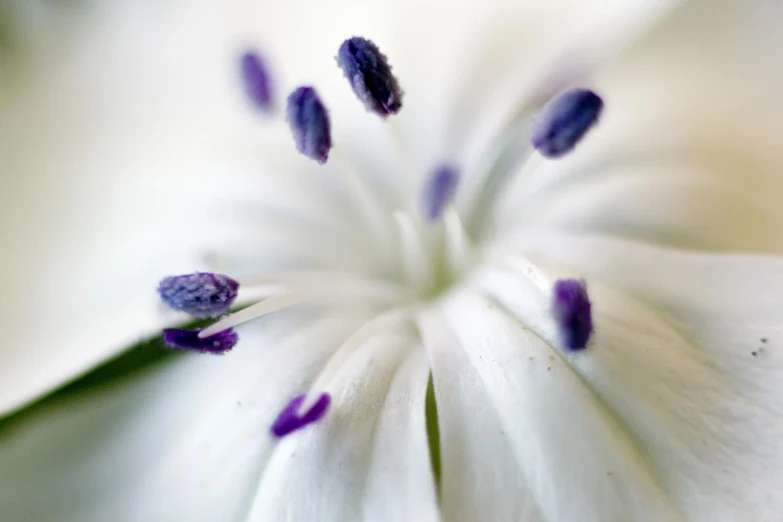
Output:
466 113 536 238
393 210 430 287
199 292 317 338
331 146 394 257
443 207 471 271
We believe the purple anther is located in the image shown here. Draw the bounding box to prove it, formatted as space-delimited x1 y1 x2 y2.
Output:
551 279 593 351
163 328 239 354
286 86 332 164
271 393 331 438
240 51 273 111
336 37 403 117
158 272 239 318
531 88 603 158
422 165 459 222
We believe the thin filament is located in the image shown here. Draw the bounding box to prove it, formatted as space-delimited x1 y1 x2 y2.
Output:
198 292 316 338
393 210 430 287
466 118 535 238
331 146 394 256
443 207 471 271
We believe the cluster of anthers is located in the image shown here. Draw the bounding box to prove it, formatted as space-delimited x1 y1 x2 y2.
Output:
157 36 603 438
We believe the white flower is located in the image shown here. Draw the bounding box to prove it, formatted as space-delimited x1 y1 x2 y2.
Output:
2 0 783 521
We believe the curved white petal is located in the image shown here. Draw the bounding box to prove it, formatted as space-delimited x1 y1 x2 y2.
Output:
498 0 783 254
388 0 684 201
1 3 780 522
514 161 783 252
246 332 437 522
499 230 783 520
0 310 370 521
419 294 680 522
0 0 690 415
0 0 381 416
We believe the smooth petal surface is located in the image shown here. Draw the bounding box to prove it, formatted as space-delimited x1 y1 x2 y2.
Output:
2 2 780 522
0 310 371 522
493 230 783 520
497 0 783 254
0 0 688 415
0 0 377 416
420 294 680 522
246 332 437 522
386 0 683 202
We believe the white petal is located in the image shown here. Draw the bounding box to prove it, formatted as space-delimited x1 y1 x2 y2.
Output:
419 294 680 522
387 0 683 201
0 1 375 416
513 161 783 252
246 332 438 522
503 230 783 519
0 310 370 522
0 0 685 414
499 0 783 253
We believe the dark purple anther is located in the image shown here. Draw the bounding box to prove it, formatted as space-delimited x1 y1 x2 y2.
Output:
551 279 593 351
286 87 332 164
163 328 239 354
271 393 331 438
531 88 603 158
240 51 273 111
422 165 459 222
336 37 403 117
158 272 239 318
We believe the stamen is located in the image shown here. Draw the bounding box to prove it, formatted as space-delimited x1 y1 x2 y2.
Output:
466 120 534 238
163 327 238 354
551 279 593 351
336 37 403 117
393 211 429 286
271 393 331 438
199 273 409 340
531 88 603 158
422 165 459 223
443 208 470 270
240 51 273 111
330 147 395 252
157 272 239 318
286 86 332 164
198 292 316 338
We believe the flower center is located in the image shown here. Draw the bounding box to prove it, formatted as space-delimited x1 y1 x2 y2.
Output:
157 36 602 437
